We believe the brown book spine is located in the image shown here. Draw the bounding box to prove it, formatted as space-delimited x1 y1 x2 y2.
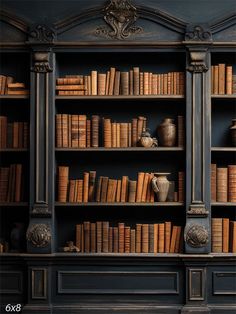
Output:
116 123 120 148
71 115 79 148
149 224 154 253
86 119 91 147
103 118 112 148
88 75 91 95
0 116 7 148
58 166 69 202
84 75 88 95
81 224 84 253
218 63 225 95
164 221 171 253
136 172 145 202
212 218 223 253
91 115 99 148
98 73 106 96
223 218 229 253
0 167 9 202
129 70 134 96
111 122 117 148
217 167 228 202
108 67 116 96
68 115 72 147
13 122 19 148
230 221 236 253
120 123 128 147
76 224 82 252
23 122 28 148
96 176 103 202
78 115 86 148
169 225 178 253
77 180 83 203
143 72 149 95
226 66 232 95
90 223 96 253
211 66 214 95
83 172 89 202
142 224 149 253
56 114 62 148
128 122 132 147
69 180 75 202
56 77 83 85
108 227 113 253
61 114 69 148
118 222 125 253
163 74 168 94
116 179 121 202
211 164 217 202
58 90 85 96
128 180 137 203
131 118 138 147
228 165 236 202
157 74 161 95
105 71 110 96
91 70 97 95
88 171 96 202
113 227 119 253
121 176 128 202
167 72 171 94
114 71 121 96
152 74 158 95
178 171 185 202
139 72 143 95
135 224 142 253
133 67 140 96
137 116 145 141
100 176 109 202
96 221 102 253
125 226 131 253
213 65 219 94
149 173 155 203
177 115 185 147
102 221 109 253
141 173 149 202
56 85 86 91
130 229 136 253
154 223 158 253
106 179 114 203
15 164 22 202
158 223 165 253
148 72 152 95
174 226 182 253
84 221 90 253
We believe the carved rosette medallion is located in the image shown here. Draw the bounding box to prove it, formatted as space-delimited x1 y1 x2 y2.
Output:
26 224 51 248
95 0 142 40
185 25 212 42
184 224 209 248
31 52 52 73
29 24 56 42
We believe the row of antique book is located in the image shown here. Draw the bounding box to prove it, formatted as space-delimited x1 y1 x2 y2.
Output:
211 64 236 95
56 114 184 148
0 164 24 202
75 221 183 253
56 69 185 96
57 167 185 203
211 164 236 202
0 75 29 95
0 116 29 149
212 218 236 253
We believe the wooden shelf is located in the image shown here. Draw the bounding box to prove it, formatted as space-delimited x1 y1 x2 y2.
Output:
55 95 185 100
211 147 236 151
0 148 28 152
211 94 236 99
55 147 185 152
0 202 28 207
55 202 184 207
211 202 236 206
0 95 29 99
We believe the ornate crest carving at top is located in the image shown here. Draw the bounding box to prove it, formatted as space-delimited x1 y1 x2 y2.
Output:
29 24 56 43
185 25 212 42
95 0 142 40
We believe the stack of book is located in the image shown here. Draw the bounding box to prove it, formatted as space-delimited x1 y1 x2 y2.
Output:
75 221 182 253
0 75 29 95
211 164 236 202
56 114 185 148
0 116 29 149
211 64 235 95
212 218 236 253
0 164 24 202
56 68 185 96
57 167 184 203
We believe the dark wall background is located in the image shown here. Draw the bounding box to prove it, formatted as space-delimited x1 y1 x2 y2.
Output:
1 0 236 24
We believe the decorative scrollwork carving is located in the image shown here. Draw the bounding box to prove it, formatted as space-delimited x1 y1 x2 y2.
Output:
95 0 142 40
184 224 209 248
29 24 56 42
187 50 208 73
26 224 51 248
31 52 52 73
185 25 212 42
187 206 209 216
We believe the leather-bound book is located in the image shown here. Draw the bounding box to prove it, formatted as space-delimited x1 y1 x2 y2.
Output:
128 180 137 203
212 218 223 252
118 222 125 253
88 171 96 202
78 115 86 148
218 63 225 94
230 221 236 253
133 67 140 95
164 221 171 253
103 118 112 148
71 115 79 148
149 224 154 253
137 116 145 141
121 176 128 202
211 164 217 202
98 73 106 95
77 179 83 203
81 224 84 253
177 115 185 147
91 115 99 148
56 117 62 148
135 223 142 253
131 118 138 147
154 223 158 253
217 167 228 202
108 67 116 96
211 66 214 94
141 173 150 202
87 75 91 95
142 224 149 253
96 221 102 253
90 223 96 253
0 167 9 202
120 123 128 147
111 179 117 203
148 72 152 95
102 221 109 253
152 74 158 95
58 90 85 96
107 179 115 202
169 225 178 253
125 226 131 253
96 176 103 202
139 72 144 95
105 71 110 96
128 123 132 147
157 74 161 95
226 65 232 94
174 226 182 253
228 165 236 202
13 122 19 148
158 223 165 253
116 123 120 147
113 227 119 253
84 75 88 95
116 179 121 202
131 229 136 253
114 71 121 96
173 72 177 95
213 65 219 94
58 166 69 202
179 72 185 95
167 72 171 94
69 180 75 203
129 70 134 95
76 224 82 252
91 70 97 95
7 122 13 148
136 172 145 202
0 116 7 148
84 221 90 253
178 171 185 202
163 74 168 95
100 176 109 203
56 77 83 85
108 227 113 253
83 172 89 203
86 119 91 147
68 115 72 148
223 218 229 253
143 72 149 95
111 122 117 147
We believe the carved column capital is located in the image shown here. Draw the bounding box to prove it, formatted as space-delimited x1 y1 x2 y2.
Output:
187 48 209 73
31 52 53 73
184 224 209 248
187 204 209 217
26 223 51 248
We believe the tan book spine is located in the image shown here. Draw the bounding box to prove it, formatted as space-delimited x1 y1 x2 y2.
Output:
174 226 182 253
228 165 236 202
86 119 91 147
211 164 217 202
170 72 174 95
116 179 121 202
103 118 112 148
68 115 72 148
118 222 125 253
102 221 109 253
105 71 110 96
169 225 178 253
77 179 83 203
100 176 109 203
90 223 96 253
141 173 150 202
76 224 82 252
173 72 177 95
113 227 119 253
125 226 131 253
56 77 83 85
96 176 103 202
130 229 136 253
56 85 86 90
176 72 180 95
84 221 90 253
114 71 121 96
128 180 137 203
142 224 149 253
106 179 114 203
167 72 171 94
213 65 219 94
226 66 233 95
84 76 88 95
58 90 85 96
218 63 226 94
98 73 106 95
135 224 142 253
163 74 168 95
157 74 161 95
143 72 149 95
58 166 69 202
112 122 117 148
139 72 143 95
108 67 116 96
71 115 79 148
128 122 132 147
148 72 152 95
88 75 91 95
217 167 228 202
91 115 99 148
108 227 113 253
164 221 171 253
56 114 62 148
74 180 78 203
131 118 138 147
133 67 140 96
61 114 69 148
78 115 86 148
152 74 158 95
121 72 129 95
149 173 155 203
116 123 120 148
91 70 97 95
83 172 89 203
136 172 145 202
154 223 158 253
223 218 229 253
96 221 102 253
69 180 75 202
158 223 165 253
211 66 214 95
121 175 128 202
129 70 134 96
120 123 128 147
149 224 154 253
212 218 223 253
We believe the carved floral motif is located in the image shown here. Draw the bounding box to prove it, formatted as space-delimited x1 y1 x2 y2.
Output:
184 224 209 248
29 24 55 42
185 25 212 41
95 0 142 40
26 224 51 248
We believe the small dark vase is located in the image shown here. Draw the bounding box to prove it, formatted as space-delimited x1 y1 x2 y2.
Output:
10 222 25 252
230 119 236 147
157 118 176 147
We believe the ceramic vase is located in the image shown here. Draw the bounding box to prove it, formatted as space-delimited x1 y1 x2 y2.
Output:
157 118 176 147
151 172 170 202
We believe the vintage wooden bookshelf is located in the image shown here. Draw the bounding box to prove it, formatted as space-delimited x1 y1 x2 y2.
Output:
0 1 236 313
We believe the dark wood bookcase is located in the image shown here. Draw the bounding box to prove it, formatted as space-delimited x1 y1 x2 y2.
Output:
0 1 235 313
